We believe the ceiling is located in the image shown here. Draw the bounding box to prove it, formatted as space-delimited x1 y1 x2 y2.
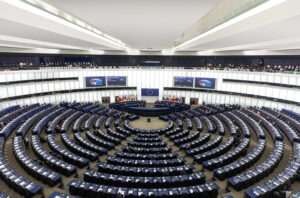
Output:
1 0 300 55
49 0 220 50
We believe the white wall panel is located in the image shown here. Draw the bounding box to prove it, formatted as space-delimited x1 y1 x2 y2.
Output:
297 77 300 86
274 76 281 83
7 86 15 97
0 87 7 98
48 83 54 92
267 75 274 83
282 76 289 84
261 74 267 82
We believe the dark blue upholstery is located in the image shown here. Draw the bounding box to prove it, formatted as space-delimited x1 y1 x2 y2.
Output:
61 111 82 133
0 105 20 117
93 115 105 129
96 129 121 144
68 179 219 198
106 156 186 167
202 116 216 133
97 108 109 116
121 145 173 154
13 136 62 186
90 106 105 114
85 131 115 149
245 158 300 198
115 126 132 136
96 162 195 176
47 109 74 133
186 135 223 156
282 109 300 122
107 128 127 139
174 131 200 146
0 104 49 139
31 135 76 176
61 133 99 161
0 137 43 197
127 141 167 148
73 132 107 154
226 112 251 138
217 114 237 136
194 136 234 163
73 113 89 132
234 110 266 139
47 134 88 168
68 102 80 109
114 151 178 160
84 114 97 130
243 109 283 141
16 105 56 136
168 130 190 141
32 107 65 135
159 116 169 122
82 104 100 113
193 117 203 131
258 108 300 144
75 103 92 111
83 169 206 188
0 103 39 124
179 133 211 150
202 137 250 172
228 140 284 190
213 138 262 179
133 136 163 142
104 116 114 128
210 115 224 135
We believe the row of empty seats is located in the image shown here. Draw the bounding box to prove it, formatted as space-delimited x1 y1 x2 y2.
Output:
0 102 299 198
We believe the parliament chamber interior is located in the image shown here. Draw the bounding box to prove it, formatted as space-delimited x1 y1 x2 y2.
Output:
0 0 300 198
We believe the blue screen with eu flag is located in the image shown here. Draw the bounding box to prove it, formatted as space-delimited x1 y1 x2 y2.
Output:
195 78 216 89
141 88 159 96
85 76 106 87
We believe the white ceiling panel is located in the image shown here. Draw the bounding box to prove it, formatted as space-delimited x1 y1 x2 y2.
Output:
189 15 300 51
0 18 112 50
48 0 219 49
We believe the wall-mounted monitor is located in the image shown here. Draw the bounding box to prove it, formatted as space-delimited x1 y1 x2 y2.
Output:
107 76 127 86
85 76 106 87
174 76 194 87
141 88 159 96
195 77 216 89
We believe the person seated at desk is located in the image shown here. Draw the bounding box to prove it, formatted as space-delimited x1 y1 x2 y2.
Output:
24 137 29 148
116 191 125 198
162 167 169 176
272 180 292 198
0 122 4 130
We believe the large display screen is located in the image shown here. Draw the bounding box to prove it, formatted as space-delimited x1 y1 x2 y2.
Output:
107 76 127 86
174 76 194 87
195 77 216 89
85 76 106 87
141 88 159 96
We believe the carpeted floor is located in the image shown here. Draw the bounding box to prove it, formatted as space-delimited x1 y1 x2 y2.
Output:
129 117 169 130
